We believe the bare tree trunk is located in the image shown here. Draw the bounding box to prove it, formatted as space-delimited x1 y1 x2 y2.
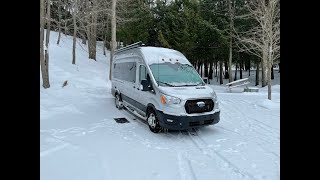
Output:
64 1 68 35
45 0 51 86
209 61 213 79
88 30 95 59
86 25 91 55
85 1 92 59
195 61 198 72
45 0 51 46
40 0 46 86
224 61 229 79
234 62 238 81
109 0 117 80
219 61 223 84
72 0 77 65
204 60 208 77
80 31 86 44
267 60 272 100
248 59 251 76
103 35 106 56
57 0 62 45
40 0 50 88
228 0 233 83
91 6 97 60
244 60 247 71
64 20 67 35
261 58 264 86
86 0 97 60
271 64 274 79
240 60 243 79
261 48 267 87
105 16 110 51
256 61 260 86
216 62 218 82
215 61 218 78
200 62 203 77
197 60 200 73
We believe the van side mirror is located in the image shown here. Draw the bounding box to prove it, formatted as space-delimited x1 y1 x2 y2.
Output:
140 79 149 91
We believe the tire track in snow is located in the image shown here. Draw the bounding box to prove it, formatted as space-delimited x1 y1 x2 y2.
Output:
220 102 280 159
40 131 79 158
221 98 279 141
221 107 275 144
229 98 279 132
186 130 257 180
40 143 69 157
215 126 242 136
177 152 198 180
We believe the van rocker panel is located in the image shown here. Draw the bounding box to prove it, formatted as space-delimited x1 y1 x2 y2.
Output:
155 110 220 130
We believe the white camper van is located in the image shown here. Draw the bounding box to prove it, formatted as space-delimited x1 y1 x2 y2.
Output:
111 42 220 133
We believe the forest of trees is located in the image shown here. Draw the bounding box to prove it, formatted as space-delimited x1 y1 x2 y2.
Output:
40 0 280 100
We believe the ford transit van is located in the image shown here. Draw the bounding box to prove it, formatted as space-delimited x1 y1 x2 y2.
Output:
111 42 220 133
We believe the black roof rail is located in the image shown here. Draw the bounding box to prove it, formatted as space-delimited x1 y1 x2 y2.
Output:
115 41 144 54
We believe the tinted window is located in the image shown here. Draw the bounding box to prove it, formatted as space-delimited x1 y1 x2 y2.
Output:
113 62 136 82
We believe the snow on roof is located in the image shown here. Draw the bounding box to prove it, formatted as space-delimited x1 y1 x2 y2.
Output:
139 47 191 65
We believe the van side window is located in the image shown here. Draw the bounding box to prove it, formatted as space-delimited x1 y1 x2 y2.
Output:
139 65 147 83
113 62 136 83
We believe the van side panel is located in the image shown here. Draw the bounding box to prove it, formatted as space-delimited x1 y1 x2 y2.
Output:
112 49 149 116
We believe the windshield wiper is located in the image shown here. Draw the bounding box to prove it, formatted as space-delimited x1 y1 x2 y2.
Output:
175 83 204 87
174 84 196 87
158 81 175 87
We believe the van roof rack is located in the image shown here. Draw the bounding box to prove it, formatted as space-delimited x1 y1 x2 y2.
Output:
115 41 144 54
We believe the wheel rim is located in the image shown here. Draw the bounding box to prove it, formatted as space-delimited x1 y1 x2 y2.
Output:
148 113 156 128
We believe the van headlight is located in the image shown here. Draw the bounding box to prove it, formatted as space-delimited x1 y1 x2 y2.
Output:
211 91 219 109
211 91 217 100
160 93 181 105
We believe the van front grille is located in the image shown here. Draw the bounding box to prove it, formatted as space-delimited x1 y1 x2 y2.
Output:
189 119 214 126
184 99 214 114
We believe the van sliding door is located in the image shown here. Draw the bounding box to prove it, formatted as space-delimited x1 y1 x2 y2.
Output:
118 61 137 108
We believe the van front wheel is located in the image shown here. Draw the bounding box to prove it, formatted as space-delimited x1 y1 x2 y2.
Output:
147 109 161 133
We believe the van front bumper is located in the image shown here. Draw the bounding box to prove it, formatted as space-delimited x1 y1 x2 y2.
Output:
156 110 220 130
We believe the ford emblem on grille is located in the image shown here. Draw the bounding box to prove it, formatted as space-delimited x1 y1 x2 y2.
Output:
196 101 205 108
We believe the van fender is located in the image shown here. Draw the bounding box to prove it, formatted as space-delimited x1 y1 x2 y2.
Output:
146 95 161 112
146 103 156 113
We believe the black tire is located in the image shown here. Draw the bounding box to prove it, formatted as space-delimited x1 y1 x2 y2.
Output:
115 93 123 110
147 108 161 133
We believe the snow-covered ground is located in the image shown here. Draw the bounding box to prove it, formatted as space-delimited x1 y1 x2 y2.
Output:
40 31 280 180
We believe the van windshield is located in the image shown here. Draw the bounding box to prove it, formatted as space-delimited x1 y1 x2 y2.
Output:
149 62 204 87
